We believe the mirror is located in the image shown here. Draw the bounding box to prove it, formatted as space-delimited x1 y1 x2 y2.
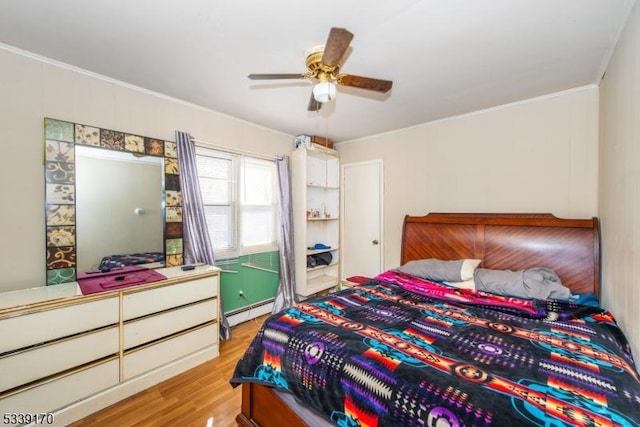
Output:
44 118 184 285
75 146 164 272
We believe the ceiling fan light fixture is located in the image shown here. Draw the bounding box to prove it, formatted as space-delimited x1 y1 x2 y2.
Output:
312 81 337 103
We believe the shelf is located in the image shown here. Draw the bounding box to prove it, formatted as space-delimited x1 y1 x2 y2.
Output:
306 262 339 272
293 147 340 297
307 274 339 289
307 183 340 189
306 247 338 255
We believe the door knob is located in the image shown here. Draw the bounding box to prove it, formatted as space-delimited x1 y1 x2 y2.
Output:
372 240 379 245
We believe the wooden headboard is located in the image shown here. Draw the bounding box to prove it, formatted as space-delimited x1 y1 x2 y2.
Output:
401 213 600 297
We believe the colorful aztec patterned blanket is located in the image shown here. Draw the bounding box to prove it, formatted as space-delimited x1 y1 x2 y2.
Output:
98 251 164 270
231 271 640 426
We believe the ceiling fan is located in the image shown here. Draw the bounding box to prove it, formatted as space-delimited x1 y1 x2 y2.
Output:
248 27 393 111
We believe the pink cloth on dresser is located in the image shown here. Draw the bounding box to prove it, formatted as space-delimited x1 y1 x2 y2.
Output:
77 265 166 295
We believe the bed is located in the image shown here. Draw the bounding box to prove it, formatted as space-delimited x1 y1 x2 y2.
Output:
97 251 165 270
231 213 640 426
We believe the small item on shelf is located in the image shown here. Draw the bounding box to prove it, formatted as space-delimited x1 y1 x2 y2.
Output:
313 243 331 250
294 134 312 149
306 254 317 268
311 135 334 148
306 251 333 268
310 143 339 155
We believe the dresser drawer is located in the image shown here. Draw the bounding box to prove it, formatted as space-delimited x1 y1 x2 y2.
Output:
123 322 218 380
123 298 218 350
0 296 118 353
0 358 119 424
122 276 218 320
0 326 118 393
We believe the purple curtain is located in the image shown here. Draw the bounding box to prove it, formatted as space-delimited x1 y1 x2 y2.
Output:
176 131 230 340
272 155 297 312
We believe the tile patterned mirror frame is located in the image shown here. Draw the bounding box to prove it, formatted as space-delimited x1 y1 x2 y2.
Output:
44 118 184 285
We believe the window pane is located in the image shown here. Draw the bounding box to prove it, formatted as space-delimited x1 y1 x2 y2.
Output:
196 151 232 179
204 205 234 251
199 176 231 205
197 153 233 205
241 159 273 205
196 147 278 256
241 207 275 247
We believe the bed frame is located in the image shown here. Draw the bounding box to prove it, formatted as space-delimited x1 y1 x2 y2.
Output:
236 212 601 427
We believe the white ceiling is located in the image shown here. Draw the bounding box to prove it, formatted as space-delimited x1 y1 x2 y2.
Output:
0 0 635 142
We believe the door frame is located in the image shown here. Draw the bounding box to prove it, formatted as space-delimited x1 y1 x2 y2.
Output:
340 159 384 280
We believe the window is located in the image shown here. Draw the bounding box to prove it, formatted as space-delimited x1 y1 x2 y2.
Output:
196 147 278 259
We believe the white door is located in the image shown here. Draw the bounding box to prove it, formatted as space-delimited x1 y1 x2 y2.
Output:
341 160 383 279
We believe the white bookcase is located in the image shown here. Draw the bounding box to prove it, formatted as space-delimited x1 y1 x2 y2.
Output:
292 147 340 296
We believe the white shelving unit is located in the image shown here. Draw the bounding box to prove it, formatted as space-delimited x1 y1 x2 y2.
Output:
292 147 340 296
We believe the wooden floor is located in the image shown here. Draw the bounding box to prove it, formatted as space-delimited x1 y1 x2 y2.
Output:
70 316 266 427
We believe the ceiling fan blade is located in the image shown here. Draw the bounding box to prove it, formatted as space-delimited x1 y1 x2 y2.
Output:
307 91 321 112
338 74 393 93
321 27 354 67
248 73 306 80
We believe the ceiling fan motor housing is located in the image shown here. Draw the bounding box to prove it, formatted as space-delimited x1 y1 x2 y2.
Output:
305 45 339 82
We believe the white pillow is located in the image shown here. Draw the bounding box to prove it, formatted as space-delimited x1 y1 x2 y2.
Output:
460 258 481 281
395 258 481 282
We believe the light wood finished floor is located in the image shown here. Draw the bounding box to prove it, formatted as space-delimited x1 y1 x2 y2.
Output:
71 315 267 427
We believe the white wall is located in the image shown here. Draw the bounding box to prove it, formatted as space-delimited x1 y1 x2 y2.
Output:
0 46 292 292
337 87 599 270
599 1 640 363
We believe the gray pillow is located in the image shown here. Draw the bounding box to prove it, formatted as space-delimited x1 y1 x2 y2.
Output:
474 267 575 301
395 258 481 282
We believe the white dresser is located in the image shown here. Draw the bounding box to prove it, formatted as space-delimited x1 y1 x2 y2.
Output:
0 266 219 426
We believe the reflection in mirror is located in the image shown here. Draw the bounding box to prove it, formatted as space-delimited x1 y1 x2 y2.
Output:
75 146 164 272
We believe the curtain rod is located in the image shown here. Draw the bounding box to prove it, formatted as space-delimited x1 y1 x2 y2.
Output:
190 137 280 162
